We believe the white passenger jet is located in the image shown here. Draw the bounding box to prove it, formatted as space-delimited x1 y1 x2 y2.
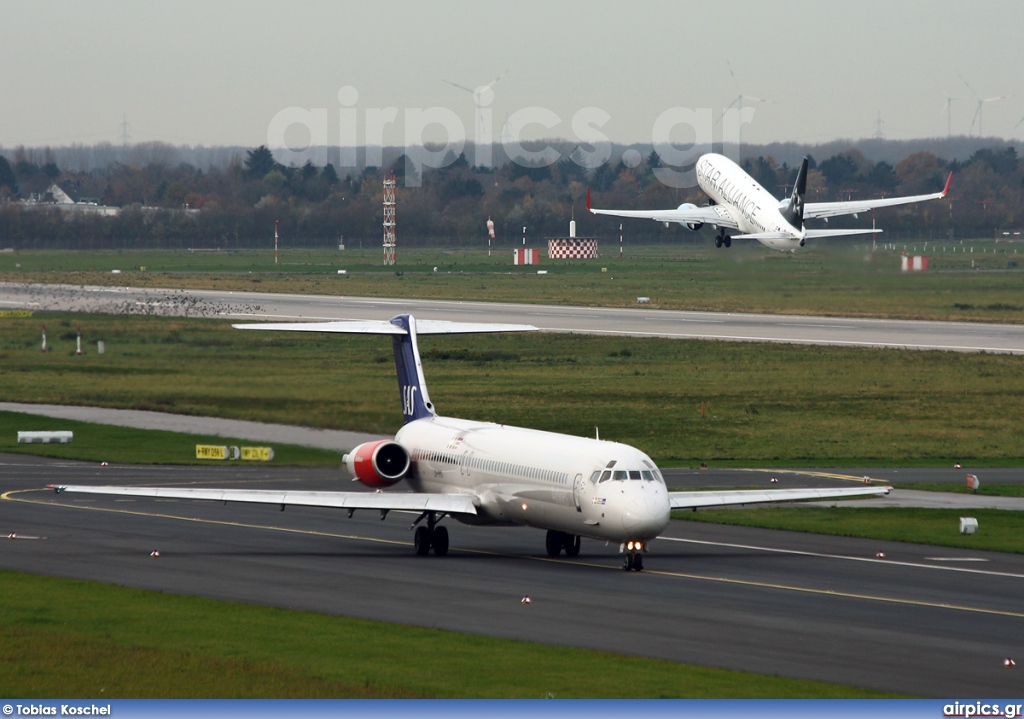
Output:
52 315 889 570
588 153 952 252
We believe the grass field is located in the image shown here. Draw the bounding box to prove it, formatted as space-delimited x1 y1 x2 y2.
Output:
2 312 1024 465
678 507 1024 553
0 410 341 465
2 243 1024 322
0 570 896 698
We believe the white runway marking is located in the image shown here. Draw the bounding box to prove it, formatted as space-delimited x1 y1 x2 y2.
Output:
660 536 1023 579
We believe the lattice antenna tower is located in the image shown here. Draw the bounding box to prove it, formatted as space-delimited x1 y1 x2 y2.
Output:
383 171 396 265
119 113 131 147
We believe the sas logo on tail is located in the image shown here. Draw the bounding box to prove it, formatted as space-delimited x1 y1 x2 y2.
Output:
402 385 418 415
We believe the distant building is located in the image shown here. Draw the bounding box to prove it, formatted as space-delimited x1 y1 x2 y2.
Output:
19 183 120 216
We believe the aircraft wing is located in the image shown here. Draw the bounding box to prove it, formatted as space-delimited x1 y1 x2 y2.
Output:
49 484 479 515
801 173 952 220
233 320 536 335
588 204 739 229
668 485 891 510
586 188 739 229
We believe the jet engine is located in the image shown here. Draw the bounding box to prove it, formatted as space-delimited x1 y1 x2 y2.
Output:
676 203 703 231
344 440 410 488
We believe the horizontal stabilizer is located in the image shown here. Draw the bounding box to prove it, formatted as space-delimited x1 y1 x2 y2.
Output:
234 319 537 335
730 232 796 241
802 229 881 238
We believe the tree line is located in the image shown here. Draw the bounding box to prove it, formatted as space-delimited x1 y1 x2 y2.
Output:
0 140 1021 250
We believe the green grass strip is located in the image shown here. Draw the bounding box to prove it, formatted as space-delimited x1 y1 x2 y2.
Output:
678 507 1024 554
3 312 1024 465
0 570 896 699
0 410 342 466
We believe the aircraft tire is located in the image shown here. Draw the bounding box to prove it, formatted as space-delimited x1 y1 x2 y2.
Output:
432 525 449 556
724 236 732 248
545 530 563 557
634 554 643 572
414 526 432 556
714 236 723 248
563 534 581 557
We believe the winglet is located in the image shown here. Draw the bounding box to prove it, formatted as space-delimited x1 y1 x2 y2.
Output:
586 187 592 211
941 171 953 198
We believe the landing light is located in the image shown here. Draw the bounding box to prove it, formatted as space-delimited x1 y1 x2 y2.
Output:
521 503 528 511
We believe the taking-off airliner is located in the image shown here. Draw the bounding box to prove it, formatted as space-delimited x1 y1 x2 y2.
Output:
588 153 952 252
52 315 889 570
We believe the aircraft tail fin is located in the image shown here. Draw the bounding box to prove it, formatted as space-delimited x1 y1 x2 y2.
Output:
780 156 808 228
234 315 537 425
388 314 436 424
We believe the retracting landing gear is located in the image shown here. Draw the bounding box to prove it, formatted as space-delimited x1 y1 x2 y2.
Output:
545 530 581 558
412 511 449 556
621 540 647 572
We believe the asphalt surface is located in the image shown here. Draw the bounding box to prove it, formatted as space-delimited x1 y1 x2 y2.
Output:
2 281 1024 353
3 453 1024 697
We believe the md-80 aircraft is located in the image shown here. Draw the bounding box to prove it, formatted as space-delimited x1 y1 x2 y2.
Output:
588 153 952 252
52 315 889 570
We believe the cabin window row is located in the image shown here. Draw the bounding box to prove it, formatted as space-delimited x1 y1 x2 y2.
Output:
412 449 569 484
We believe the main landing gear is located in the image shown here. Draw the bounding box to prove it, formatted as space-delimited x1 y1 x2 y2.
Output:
621 540 647 572
545 530 581 558
412 511 449 556
714 233 732 248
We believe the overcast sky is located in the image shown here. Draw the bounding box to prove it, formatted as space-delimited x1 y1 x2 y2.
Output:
4 0 1023 153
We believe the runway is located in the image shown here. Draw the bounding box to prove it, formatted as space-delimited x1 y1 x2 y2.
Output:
3 454 1023 697
2 282 1024 353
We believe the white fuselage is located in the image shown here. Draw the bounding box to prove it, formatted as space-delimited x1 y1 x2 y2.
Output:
696 153 804 251
396 416 670 543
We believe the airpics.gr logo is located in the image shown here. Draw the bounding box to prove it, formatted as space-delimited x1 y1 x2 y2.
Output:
266 86 758 190
943 702 1023 718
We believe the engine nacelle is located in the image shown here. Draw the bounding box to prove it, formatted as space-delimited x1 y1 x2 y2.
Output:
343 440 410 488
677 203 703 231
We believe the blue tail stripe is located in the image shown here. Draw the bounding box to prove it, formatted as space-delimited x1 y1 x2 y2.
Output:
389 314 435 424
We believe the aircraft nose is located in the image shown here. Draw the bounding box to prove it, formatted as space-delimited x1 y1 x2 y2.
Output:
621 492 670 538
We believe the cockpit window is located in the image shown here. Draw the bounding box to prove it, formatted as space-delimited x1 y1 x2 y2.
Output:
628 470 642 480
612 470 628 481
641 470 655 481
606 460 617 469
599 470 611 483
589 471 600 484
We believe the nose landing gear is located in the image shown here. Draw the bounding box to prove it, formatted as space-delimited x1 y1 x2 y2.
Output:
621 540 647 571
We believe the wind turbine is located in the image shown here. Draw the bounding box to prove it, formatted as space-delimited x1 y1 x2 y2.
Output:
443 68 509 163
939 89 961 137
960 75 1011 137
716 60 771 152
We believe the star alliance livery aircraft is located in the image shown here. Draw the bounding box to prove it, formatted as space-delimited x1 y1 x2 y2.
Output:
588 153 952 252
53 315 890 570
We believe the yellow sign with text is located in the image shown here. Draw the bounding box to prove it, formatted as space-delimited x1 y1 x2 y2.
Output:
196 445 228 460
0 310 33 318
241 446 275 461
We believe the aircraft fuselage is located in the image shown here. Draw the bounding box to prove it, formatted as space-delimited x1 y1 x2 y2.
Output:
397 416 671 543
695 153 804 251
